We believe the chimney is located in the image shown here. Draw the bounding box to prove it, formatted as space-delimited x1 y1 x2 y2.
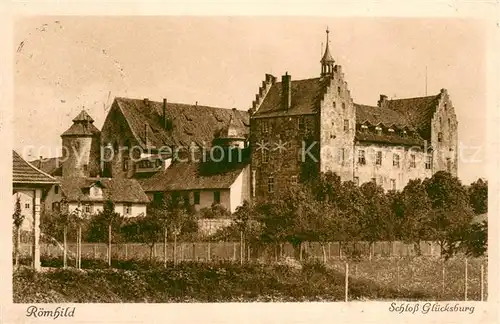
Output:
378 94 388 107
144 123 148 146
143 98 150 108
282 72 292 110
163 98 167 129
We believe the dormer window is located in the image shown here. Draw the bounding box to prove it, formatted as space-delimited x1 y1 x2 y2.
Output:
388 128 394 133
361 125 368 132
375 126 382 135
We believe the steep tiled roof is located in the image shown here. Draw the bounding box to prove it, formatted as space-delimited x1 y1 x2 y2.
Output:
61 110 100 137
252 78 328 118
57 177 149 203
113 97 249 149
355 131 424 146
354 104 413 129
139 161 246 192
30 157 63 176
386 95 441 140
13 151 58 185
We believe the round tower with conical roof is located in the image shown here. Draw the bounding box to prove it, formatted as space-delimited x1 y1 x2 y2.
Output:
61 110 101 178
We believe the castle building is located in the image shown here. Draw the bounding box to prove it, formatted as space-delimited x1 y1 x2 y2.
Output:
34 110 150 217
249 29 458 201
99 97 251 212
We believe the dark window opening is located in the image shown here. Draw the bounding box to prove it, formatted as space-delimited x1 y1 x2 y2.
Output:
194 191 200 205
213 191 221 204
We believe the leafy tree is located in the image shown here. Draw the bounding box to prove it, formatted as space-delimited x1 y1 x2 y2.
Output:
460 220 487 257
398 179 433 255
423 171 474 259
257 185 312 259
13 194 24 269
359 181 392 248
468 178 488 215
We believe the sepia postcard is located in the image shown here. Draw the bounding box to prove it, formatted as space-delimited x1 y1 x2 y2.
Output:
1 1 499 323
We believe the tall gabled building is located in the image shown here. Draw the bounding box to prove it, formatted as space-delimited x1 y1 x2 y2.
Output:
100 97 251 212
249 29 458 201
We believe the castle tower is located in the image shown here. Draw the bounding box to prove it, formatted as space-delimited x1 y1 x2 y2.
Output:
320 27 335 77
61 110 101 178
215 109 247 149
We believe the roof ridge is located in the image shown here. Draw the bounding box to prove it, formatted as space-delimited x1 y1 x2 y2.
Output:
13 150 58 182
115 96 246 112
388 94 440 101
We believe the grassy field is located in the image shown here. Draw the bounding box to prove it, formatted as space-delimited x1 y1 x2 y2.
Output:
13 256 486 302
13 260 429 303
328 256 487 301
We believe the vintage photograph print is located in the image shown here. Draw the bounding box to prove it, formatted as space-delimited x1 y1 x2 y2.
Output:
12 16 488 304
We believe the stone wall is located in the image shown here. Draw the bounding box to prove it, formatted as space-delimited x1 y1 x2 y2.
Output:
100 102 143 179
319 65 356 182
353 143 432 191
61 135 101 178
250 114 319 201
431 89 459 176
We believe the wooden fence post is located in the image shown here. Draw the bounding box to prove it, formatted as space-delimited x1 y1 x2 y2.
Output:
328 242 331 260
180 243 184 262
345 262 349 302
93 244 97 260
396 261 400 293
464 258 468 301
233 242 237 262
480 264 484 301
207 241 211 262
192 243 196 261
442 261 446 297
125 244 128 260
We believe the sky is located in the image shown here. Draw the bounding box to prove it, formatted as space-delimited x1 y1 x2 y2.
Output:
14 17 487 184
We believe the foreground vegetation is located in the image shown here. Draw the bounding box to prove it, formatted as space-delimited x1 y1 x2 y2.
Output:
14 260 431 303
14 255 487 303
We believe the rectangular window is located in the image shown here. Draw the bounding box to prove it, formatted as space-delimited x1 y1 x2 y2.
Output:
291 176 298 184
124 203 132 215
183 194 190 206
375 151 382 166
337 86 341 95
267 177 274 193
54 185 59 194
52 202 60 212
122 157 129 171
262 149 269 163
171 191 180 204
410 154 416 168
153 192 164 204
343 119 349 132
213 191 221 204
425 155 432 169
298 117 305 131
438 132 443 142
262 121 269 133
24 203 30 209
333 102 336 109
446 158 451 172
338 148 345 165
390 179 396 190
84 203 93 214
342 102 346 110
353 177 359 186
358 150 366 165
83 164 88 173
393 154 400 167
194 191 200 205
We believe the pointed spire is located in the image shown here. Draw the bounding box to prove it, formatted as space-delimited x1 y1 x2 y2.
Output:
320 27 335 77
321 27 334 63
72 109 95 123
